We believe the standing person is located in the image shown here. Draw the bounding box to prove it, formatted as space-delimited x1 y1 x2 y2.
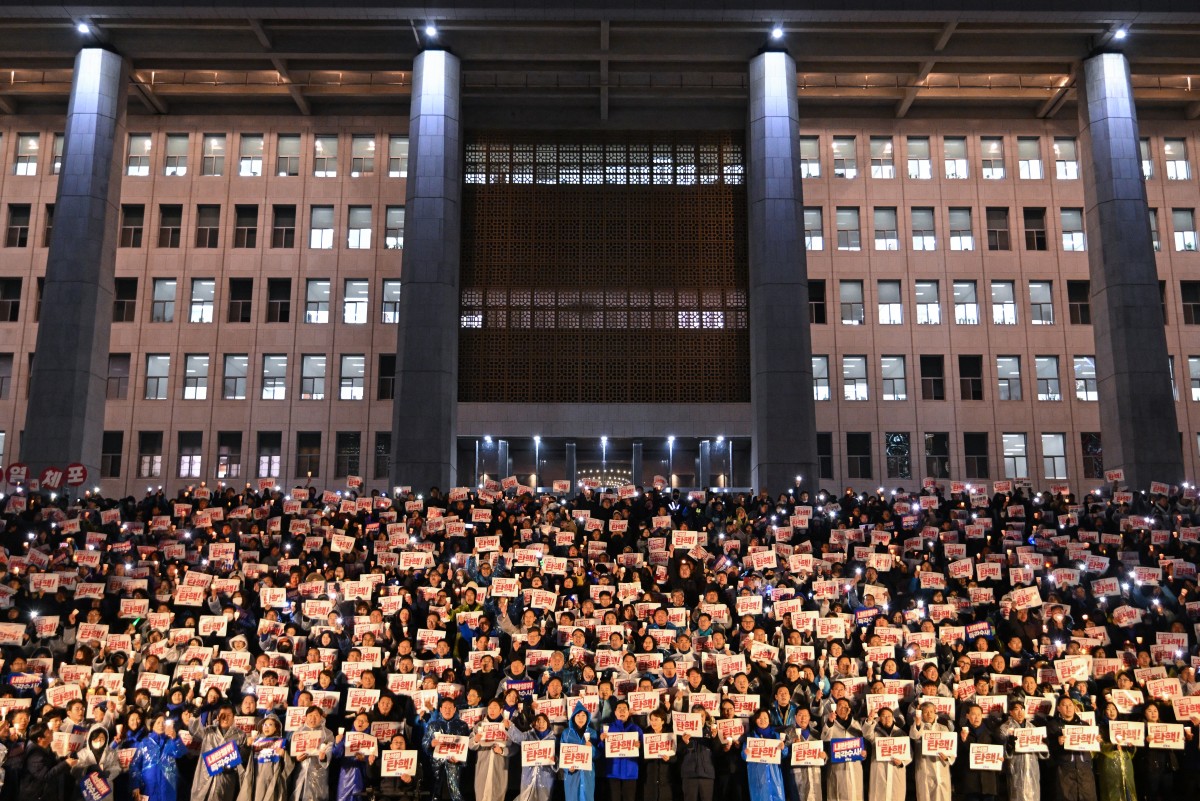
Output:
956 704 1000 801
1133 703 1176 801
713 701 746 801
332 713 377 801
1095 703 1135 801
189 703 248 801
508 713 558 801
1046 696 1098 801
997 700 1043 801
787 706 824 801
376 734 421 801
600 701 642 801
678 707 716 801
20 724 77 801
235 716 292 801
560 702 597 801
641 710 677 801
289 707 335 801
71 725 121 794
422 698 470 801
863 707 908 801
469 699 511 801
743 709 787 801
910 702 955 801
821 699 863 801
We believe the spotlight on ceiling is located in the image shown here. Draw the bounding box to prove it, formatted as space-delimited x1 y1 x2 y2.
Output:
77 22 92 34
771 26 784 40
425 24 438 38
1113 28 1127 40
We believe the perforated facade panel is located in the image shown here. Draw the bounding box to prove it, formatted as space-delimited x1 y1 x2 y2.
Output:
459 132 751 404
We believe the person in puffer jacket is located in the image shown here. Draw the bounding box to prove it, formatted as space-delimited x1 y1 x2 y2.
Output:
599 701 642 801
560 702 597 801
70 724 121 801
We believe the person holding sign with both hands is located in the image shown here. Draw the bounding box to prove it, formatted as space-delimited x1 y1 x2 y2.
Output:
910 702 955 801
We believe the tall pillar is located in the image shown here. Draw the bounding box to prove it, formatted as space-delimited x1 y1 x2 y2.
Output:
391 50 462 492
631 441 643 487
22 49 128 482
699 440 712 490
497 440 509 480
1077 52 1183 487
746 50 819 495
564 442 577 498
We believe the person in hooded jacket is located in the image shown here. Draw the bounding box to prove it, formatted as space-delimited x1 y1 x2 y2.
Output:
821 699 863 801
288 706 334 801
787 706 824 801
70 725 121 801
508 712 558 801
188 703 247 801
128 715 190 801
468 699 511 801
560 702 597 801
234 715 291 801
331 712 376 801
743 709 787 801
600 701 642 801
421 698 469 801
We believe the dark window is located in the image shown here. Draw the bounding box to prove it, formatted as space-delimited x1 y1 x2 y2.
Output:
920 355 945 401
335 431 361 478
1080 432 1103 479
986 207 1010 251
808 280 827 324
257 431 282 478
227 278 253 323
266 278 291 323
101 431 123 478
0 354 11 399
1161 280 1168 324
959 354 984 401
113 278 137 322
42 204 53 246
1023 207 1047 250
296 431 321 477
964 432 989 478
217 431 242 479
120 204 144 247
195 204 220 248
0 279 21 322
885 432 911 480
817 432 833 480
924 432 950 479
374 432 391 480
137 431 163 478
35 277 43 322
377 353 396 400
1068 280 1091 324
5 204 30 248
107 354 130 399
271 205 296 248
1183 282 1200 325
234 204 258 248
158 204 182 248
847 432 872 479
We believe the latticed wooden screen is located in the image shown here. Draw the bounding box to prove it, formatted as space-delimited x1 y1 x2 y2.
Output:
459 132 750 404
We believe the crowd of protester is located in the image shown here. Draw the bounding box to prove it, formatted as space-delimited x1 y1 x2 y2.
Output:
0 473 1196 801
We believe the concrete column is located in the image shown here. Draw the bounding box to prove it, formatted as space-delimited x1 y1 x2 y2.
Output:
497 439 509 480
22 49 128 482
699 440 712 490
746 50 819 496
564 442 577 498
1077 52 1183 487
391 49 462 492
631 441 643 487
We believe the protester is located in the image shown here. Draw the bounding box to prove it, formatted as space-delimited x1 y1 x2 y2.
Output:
0 474 1193 801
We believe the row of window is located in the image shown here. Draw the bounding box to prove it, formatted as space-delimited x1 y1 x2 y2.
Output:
4 203 406 252
796 134 1193 183
800 206 1200 254
0 132 409 179
101 352 399 403
812 353 1106 404
809 278 1089 327
99 430 390 481
820 431 1091 483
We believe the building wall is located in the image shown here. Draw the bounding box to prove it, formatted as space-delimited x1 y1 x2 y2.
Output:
0 113 1197 495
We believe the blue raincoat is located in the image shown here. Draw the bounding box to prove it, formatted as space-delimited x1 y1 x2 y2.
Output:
331 738 371 801
743 724 788 801
560 702 597 801
129 731 190 801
